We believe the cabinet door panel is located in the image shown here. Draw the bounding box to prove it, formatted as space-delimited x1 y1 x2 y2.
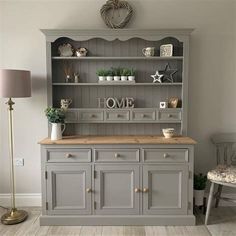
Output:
143 165 188 215
95 165 140 215
46 165 92 215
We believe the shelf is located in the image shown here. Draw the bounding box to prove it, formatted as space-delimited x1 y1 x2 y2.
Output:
52 82 183 86
52 56 183 60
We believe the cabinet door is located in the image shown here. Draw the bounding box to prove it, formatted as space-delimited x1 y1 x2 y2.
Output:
143 165 188 215
95 165 140 215
46 165 92 215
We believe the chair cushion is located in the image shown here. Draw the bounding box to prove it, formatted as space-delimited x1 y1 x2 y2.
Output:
207 165 236 184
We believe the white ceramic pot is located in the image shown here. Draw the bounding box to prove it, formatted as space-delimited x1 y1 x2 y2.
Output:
106 76 113 81
194 189 205 206
128 76 135 81
51 123 66 141
98 76 106 82
114 76 121 81
121 76 128 81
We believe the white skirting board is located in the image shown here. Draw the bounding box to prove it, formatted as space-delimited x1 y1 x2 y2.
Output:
0 193 41 207
0 193 235 208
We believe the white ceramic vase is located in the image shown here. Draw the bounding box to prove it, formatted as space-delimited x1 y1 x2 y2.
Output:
194 189 205 206
51 123 66 141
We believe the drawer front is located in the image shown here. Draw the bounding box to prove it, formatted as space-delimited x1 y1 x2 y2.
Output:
131 110 156 121
94 149 139 162
65 110 78 122
143 149 188 163
105 110 129 121
158 110 181 121
78 110 103 122
47 149 91 162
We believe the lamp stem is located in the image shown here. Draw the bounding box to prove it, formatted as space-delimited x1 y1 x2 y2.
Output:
7 98 16 210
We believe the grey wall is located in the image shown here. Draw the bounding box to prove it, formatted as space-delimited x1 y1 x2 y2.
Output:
0 0 236 194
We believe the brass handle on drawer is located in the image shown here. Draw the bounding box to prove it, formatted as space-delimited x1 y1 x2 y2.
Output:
168 114 172 118
163 153 169 158
65 153 72 158
86 188 92 193
135 188 140 193
115 153 120 158
143 188 149 193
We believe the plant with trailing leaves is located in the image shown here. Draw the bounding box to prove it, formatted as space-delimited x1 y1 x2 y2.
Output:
194 173 207 190
45 107 65 123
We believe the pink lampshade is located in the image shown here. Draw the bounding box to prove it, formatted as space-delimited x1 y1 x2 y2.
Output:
0 69 31 98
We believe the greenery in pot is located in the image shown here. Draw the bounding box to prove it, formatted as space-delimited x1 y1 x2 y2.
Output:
129 68 135 76
106 69 114 77
194 173 207 190
112 67 122 76
96 69 107 77
45 107 65 124
121 68 130 76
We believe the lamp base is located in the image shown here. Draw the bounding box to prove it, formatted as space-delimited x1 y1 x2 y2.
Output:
1 208 28 225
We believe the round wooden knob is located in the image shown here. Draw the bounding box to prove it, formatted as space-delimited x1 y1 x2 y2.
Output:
163 153 169 158
168 114 172 118
65 153 72 158
86 188 92 193
143 188 149 193
135 188 140 193
90 114 95 118
115 153 120 158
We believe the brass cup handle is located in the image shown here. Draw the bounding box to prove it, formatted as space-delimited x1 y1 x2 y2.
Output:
65 153 72 158
143 188 149 193
86 188 92 193
135 188 140 193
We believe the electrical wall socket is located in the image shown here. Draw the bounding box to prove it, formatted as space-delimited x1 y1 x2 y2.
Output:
14 158 24 166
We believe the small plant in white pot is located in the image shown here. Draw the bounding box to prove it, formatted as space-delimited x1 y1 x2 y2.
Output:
128 68 135 81
112 67 121 81
121 68 129 81
96 69 107 82
45 107 66 141
106 70 113 81
194 173 207 206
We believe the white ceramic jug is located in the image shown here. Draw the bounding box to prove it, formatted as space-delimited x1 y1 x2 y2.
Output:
51 123 66 140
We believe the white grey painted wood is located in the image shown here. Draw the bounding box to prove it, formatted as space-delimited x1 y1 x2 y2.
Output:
46 165 92 215
142 165 188 215
205 182 215 225
94 165 140 215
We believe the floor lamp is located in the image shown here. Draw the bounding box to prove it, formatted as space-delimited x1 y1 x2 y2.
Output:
0 69 31 225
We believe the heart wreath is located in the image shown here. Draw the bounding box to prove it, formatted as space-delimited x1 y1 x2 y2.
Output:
100 0 133 29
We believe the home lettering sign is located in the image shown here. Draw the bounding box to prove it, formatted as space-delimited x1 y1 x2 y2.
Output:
98 97 135 109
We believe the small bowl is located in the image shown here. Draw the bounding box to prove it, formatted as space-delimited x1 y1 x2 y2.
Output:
162 128 175 138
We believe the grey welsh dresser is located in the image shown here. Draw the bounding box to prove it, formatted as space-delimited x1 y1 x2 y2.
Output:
39 29 196 226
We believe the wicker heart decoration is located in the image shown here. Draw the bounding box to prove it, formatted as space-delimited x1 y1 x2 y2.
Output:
100 0 133 29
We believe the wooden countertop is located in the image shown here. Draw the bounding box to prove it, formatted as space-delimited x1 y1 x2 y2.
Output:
39 135 196 145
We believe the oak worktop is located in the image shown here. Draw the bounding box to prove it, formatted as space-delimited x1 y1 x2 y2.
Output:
39 135 196 145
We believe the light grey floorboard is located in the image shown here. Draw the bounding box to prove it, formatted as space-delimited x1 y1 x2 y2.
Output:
0 207 236 236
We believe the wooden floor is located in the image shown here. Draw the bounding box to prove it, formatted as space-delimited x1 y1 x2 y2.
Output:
0 207 236 236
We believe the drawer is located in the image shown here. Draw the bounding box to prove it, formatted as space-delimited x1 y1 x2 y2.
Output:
143 149 188 162
65 110 78 122
158 110 181 121
105 110 129 121
94 149 139 162
78 110 103 122
47 149 91 162
131 109 155 121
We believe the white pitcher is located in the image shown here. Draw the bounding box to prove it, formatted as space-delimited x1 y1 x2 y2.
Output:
51 123 66 140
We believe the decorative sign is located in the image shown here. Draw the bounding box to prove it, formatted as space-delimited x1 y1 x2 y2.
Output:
151 70 164 83
98 97 134 109
159 63 178 83
160 101 168 109
160 44 173 57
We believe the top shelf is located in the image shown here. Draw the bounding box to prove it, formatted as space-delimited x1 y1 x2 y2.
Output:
51 56 183 60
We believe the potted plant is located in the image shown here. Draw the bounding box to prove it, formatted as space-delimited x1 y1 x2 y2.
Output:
45 107 66 141
112 67 121 81
106 69 113 81
121 68 129 81
194 173 207 206
128 68 135 81
96 69 107 82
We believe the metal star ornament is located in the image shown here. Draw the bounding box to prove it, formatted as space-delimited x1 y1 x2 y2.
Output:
151 70 164 83
159 63 178 83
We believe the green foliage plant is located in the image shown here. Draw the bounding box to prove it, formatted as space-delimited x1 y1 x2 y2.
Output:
45 107 65 123
194 173 207 190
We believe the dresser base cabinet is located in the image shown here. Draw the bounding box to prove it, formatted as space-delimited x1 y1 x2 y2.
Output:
40 142 195 226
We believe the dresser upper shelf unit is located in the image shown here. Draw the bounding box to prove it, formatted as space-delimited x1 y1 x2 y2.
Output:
52 56 184 60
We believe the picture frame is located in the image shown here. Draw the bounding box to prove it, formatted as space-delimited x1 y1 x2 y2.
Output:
160 44 173 57
168 97 179 108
